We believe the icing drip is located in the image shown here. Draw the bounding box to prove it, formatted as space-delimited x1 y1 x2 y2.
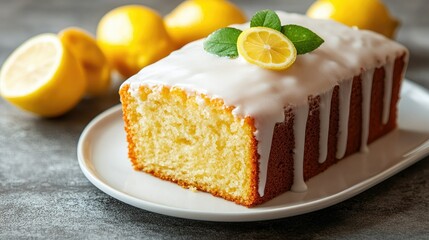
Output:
318 89 333 163
255 120 279 196
360 69 375 153
336 79 353 159
291 104 309 192
383 60 395 124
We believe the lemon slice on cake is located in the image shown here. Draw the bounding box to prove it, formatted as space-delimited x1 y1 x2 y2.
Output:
0 34 86 117
237 27 297 71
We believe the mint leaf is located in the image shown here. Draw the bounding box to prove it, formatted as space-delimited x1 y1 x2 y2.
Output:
250 9 281 31
281 24 324 55
203 27 242 58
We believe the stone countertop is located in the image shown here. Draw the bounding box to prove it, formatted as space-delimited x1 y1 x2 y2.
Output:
0 0 428 239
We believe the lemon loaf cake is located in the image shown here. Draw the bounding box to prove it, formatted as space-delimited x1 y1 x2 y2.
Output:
119 12 408 207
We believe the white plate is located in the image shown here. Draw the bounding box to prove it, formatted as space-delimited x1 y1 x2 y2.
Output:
77 80 429 222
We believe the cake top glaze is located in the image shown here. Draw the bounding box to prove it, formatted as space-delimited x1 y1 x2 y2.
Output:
124 11 407 119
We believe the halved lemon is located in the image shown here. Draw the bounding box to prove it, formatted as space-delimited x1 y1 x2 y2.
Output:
237 27 297 70
0 34 86 117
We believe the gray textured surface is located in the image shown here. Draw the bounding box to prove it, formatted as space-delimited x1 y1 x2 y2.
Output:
1 0 428 239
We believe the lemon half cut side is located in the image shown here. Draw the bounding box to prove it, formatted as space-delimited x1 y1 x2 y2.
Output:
0 34 86 117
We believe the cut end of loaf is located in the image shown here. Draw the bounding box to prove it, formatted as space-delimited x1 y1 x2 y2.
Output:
120 84 260 207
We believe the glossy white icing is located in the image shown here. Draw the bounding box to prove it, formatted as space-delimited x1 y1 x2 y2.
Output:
336 78 353 159
318 88 333 163
291 104 309 192
360 69 376 153
122 12 408 197
383 60 395 124
254 117 279 196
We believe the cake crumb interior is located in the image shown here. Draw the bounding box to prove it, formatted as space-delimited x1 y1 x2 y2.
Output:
122 85 257 204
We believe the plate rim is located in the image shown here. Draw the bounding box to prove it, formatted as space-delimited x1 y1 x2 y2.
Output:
77 79 429 222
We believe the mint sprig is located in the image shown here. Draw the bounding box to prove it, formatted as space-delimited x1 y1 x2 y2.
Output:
203 27 242 58
250 9 281 31
203 10 324 60
281 24 325 55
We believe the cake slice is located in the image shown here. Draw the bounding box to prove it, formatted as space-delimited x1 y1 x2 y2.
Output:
119 12 408 207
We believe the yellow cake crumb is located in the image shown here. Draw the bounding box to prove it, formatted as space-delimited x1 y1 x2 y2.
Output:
120 84 259 206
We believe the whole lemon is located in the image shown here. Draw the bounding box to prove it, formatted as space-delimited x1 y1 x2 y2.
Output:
97 5 176 78
59 27 111 97
307 0 399 38
165 0 247 48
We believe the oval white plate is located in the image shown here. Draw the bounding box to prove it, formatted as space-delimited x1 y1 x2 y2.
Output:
78 80 429 222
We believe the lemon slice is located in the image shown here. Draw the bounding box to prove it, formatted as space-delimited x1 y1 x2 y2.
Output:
0 34 86 117
59 27 111 97
237 27 297 70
